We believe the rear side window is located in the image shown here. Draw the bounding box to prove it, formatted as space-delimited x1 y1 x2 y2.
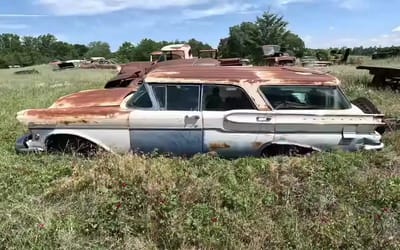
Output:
260 85 351 110
202 85 255 111
152 84 200 111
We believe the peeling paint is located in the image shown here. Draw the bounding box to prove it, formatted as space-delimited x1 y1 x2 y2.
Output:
50 88 135 109
252 141 263 149
18 107 130 127
209 142 231 151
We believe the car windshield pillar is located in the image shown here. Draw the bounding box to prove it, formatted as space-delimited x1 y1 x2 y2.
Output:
126 84 155 109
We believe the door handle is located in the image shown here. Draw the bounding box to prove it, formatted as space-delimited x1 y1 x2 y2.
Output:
256 116 272 122
184 115 200 128
185 115 200 120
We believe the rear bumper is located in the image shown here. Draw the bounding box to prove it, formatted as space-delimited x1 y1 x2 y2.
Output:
15 133 44 154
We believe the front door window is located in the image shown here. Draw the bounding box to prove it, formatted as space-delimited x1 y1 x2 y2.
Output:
152 84 200 111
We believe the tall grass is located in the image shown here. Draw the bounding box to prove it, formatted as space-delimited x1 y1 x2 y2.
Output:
0 63 399 249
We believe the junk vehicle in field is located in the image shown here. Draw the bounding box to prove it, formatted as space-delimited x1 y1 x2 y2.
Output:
103 54 252 89
15 64 385 157
357 65 400 90
262 45 296 66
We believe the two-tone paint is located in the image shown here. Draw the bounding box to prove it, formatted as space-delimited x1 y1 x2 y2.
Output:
15 65 385 156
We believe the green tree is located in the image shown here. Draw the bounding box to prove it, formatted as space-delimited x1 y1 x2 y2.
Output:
51 41 77 60
282 32 305 58
85 41 112 59
187 38 213 56
116 42 135 63
218 11 305 64
37 34 57 61
73 44 89 58
133 39 161 61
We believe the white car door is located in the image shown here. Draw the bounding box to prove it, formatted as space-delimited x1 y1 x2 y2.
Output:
259 85 361 151
128 84 203 156
202 85 275 157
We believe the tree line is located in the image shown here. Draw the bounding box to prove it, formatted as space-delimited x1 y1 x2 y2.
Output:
1 11 398 68
0 34 213 68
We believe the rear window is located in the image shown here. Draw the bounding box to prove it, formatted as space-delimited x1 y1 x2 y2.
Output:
260 85 351 110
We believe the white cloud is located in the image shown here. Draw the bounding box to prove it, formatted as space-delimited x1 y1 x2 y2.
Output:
0 14 46 17
369 33 400 47
37 0 211 15
275 0 369 10
334 0 368 10
311 31 400 49
182 3 255 19
276 0 313 4
0 23 29 29
273 0 314 9
392 26 400 32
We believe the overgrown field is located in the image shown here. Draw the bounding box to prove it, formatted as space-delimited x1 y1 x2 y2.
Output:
0 63 399 249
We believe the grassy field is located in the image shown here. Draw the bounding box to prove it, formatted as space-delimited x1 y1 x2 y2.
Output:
0 62 399 249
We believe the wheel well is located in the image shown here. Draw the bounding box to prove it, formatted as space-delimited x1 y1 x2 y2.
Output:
45 134 99 156
261 143 317 157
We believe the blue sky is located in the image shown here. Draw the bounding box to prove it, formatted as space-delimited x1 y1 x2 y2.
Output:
1 0 400 51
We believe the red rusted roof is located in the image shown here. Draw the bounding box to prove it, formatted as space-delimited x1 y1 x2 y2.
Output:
145 65 340 85
50 88 135 109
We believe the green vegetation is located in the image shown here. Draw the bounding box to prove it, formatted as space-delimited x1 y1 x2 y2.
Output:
0 34 212 68
218 12 306 63
0 63 399 249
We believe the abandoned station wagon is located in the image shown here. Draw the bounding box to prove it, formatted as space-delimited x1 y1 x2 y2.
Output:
16 65 385 157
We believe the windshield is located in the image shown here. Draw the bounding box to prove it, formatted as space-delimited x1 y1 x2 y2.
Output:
260 85 351 110
126 85 152 108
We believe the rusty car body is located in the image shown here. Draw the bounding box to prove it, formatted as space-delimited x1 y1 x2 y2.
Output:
104 58 220 89
16 64 385 157
262 45 296 66
150 44 194 62
357 65 400 90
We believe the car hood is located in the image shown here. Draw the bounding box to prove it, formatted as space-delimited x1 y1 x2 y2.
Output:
49 87 136 109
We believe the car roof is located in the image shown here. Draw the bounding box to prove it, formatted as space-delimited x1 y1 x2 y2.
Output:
144 65 340 86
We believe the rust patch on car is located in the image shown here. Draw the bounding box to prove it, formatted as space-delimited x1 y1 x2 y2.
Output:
145 65 339 86
51 88 135 109
252 141 263 149
18 107 130 127
62 119 90 125
209 142 231 151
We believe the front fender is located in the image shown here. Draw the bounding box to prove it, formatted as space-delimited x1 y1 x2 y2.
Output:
42 128 131 153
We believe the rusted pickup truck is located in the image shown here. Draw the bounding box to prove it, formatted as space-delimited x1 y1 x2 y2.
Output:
16 65 385 157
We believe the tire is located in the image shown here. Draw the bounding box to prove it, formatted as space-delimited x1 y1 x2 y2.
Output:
351 97 380 114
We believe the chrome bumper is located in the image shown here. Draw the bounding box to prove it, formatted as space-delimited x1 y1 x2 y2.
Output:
362 143 384 151
15 133 44 154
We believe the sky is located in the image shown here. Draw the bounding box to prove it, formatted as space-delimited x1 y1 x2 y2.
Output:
1 0 400 51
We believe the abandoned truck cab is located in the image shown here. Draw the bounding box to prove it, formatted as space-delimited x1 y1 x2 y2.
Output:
15 65 385 157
